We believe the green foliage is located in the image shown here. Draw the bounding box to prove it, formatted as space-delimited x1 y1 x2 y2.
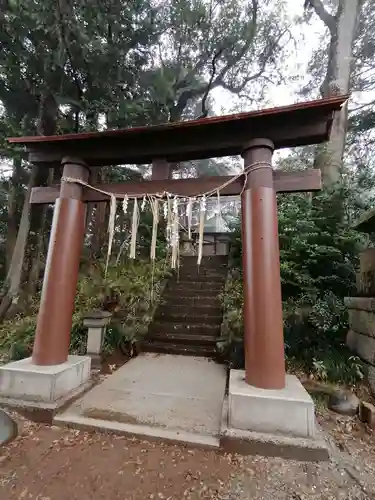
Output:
283 292 364 385
0 315 37 362
217 274 243 352
221 187 365 385
278 188 360 300
0 259 169 362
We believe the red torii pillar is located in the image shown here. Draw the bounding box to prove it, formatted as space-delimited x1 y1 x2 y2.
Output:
32 157 89 365
241 139 286 390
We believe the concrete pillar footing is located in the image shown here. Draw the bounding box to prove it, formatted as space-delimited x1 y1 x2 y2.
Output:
228 370 315 438
0 355 91 405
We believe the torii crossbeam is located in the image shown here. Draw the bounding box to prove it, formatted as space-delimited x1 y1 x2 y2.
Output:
8 95 347 392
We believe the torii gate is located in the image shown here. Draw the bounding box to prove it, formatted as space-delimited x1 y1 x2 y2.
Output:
7 96 346 394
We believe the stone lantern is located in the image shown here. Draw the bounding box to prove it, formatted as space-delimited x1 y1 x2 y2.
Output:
83 310 112 368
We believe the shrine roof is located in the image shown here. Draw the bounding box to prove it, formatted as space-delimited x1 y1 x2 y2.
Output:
8 95 348 166
353 207 375 233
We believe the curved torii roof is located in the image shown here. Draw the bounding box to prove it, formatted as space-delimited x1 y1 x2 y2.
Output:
8 95 348 167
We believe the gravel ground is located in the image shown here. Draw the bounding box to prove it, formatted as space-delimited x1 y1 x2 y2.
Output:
1 410 375 500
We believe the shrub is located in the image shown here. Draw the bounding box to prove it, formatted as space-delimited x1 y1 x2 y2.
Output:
220 188 365 386
0 258 170 362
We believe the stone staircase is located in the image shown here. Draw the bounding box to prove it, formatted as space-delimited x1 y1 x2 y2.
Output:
143 256 228 357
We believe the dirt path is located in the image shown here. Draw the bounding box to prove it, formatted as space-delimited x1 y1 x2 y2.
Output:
0 412 375 500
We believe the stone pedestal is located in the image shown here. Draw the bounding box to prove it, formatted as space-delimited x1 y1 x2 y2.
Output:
228 370 315 438
83 311 112 368
0 355 91 406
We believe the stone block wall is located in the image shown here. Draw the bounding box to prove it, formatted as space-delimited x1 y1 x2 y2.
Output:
345 248 375 394
356 248 375 296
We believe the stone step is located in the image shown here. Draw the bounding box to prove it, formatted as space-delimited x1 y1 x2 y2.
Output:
146 332 218 346
144 254 227 359
163 288 219 298
178 262 228 270
176 274 227 283
162 296 221 307
142 341 216 357
179 260 227 266
150 321 221 336
174 275 226 283
180 256 228 265
155 311 222 324
171 281 225 291
158 303 221 316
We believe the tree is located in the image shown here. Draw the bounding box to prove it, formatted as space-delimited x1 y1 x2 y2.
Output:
304 0 364 187
0 0 159 310
346 0 375 146
143 0 291 122
0 0 290 317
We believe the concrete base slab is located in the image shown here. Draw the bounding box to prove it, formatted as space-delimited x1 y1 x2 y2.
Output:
67 353 226 435
54 412 220 450
54 353 226 445
0 355 91 404
229 371 315 438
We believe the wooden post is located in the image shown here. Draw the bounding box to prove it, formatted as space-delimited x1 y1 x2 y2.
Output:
32 157 89 365
151 158 171 180
241 139 286 389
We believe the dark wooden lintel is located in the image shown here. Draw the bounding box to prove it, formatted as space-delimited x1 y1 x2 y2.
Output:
30 169 321 204
26 121 328 166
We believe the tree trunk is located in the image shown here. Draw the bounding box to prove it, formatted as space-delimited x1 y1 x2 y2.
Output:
25 91 58 295
0 168 36 321
26 200 52 295
85 166 100 231
91 202 108 258
6 158 23 272
310 0 363 187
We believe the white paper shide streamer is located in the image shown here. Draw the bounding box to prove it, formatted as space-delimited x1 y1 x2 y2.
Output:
170 196 180 269
61 162 268 272
197 195 206 266
129 198 139 259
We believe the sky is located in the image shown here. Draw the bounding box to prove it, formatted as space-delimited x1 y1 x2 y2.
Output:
209 1 326 165
212 0 324 114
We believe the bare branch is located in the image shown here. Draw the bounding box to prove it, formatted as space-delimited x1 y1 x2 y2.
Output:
305 0 336 34
56 0 83 105
219 26 289 94
175 0 258 95
157 41 165 69
198 48 224 118
220 69 264 94
350 99 375 112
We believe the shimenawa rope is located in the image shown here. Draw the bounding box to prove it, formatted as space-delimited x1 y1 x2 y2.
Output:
61 161 272 274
